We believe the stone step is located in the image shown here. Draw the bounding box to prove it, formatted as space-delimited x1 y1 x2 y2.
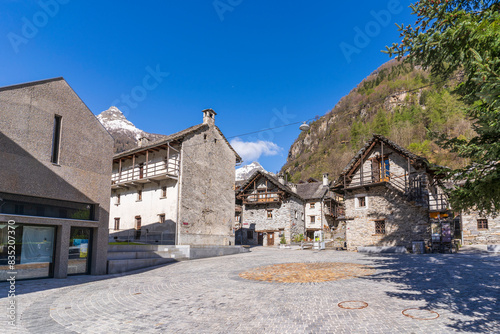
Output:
107 251 189 261
107 258 176 274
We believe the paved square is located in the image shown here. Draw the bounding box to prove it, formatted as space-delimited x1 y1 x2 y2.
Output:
1 248 499 333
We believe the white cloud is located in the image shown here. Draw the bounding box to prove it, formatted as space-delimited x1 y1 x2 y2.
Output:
230 138 282 162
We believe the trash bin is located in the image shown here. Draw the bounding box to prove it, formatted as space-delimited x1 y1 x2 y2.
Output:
412 241 425 254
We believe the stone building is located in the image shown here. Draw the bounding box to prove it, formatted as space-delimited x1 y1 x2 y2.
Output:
235 171 305 246
109 109 241 246
461 212 500 245
296 174 336 239
332 135 451 251
0 78 114 279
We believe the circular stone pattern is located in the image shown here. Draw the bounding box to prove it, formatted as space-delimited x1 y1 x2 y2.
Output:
338 301 369 309
239 262 375 283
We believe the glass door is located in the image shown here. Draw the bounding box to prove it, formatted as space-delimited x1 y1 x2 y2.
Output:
68 227 92 275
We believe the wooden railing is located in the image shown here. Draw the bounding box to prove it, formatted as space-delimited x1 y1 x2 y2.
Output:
429 193 450 212
112 158 179 184
240 192 282 204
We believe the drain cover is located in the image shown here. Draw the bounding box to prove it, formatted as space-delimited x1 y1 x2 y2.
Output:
402 308 440 320
338 301 369 309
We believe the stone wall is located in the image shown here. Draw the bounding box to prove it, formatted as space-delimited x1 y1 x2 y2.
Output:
241 195 304 245
345 185 430 251
178 124 237 246
462 212 500 245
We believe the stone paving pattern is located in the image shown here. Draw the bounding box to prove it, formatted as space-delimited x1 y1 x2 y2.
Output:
1 248 499 333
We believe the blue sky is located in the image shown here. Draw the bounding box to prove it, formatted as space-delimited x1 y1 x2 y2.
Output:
0 0 415 173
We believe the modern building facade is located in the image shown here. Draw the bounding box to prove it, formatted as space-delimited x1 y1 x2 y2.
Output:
0 78 114 279
108 109 241 246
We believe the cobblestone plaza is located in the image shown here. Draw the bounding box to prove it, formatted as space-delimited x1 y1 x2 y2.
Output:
1 248 499 333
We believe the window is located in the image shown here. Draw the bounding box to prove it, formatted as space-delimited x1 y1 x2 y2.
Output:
301 212 304 220
295 211 298 219
235 215 240 222
267 209 273 219
161 186 167 198
137 189 142 201
138 163 144 179
115 194 121 205
477 219 488 230
114 218 120 230
159 214 165 224
310 202 315 209
135 216 142 230
51 115 62 164
375 220 385 235
247 230 254 239
356 196 366 208
310 216 315 223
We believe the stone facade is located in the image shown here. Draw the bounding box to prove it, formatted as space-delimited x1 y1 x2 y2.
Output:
237 172 305 246
344 186 430 251
0 78 114 278
462 212 500 245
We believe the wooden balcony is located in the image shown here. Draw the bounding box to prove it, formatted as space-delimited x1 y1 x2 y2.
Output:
111 159 179 188
240 192 283 205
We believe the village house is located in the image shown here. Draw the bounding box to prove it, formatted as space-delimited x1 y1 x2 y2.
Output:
235 171 305 246
0 78 114 280
332 134 454 251
460 212 500 246
296 174 336 240
109 109 242 246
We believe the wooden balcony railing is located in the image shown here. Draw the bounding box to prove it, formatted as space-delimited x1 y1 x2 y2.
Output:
112 159 179 185
429 193 450 212
240 192 283 204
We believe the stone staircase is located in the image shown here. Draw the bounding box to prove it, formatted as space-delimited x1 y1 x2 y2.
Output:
107 244 189 274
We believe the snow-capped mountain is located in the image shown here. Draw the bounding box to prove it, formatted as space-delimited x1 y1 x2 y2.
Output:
97 106 166 153
235 161 266 181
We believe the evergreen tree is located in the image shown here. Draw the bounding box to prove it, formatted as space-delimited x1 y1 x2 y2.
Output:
372 109 390 136
386 0 500 215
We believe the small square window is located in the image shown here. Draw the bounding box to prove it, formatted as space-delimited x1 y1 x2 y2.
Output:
357 196 366 208
310 202 315 209
267 209 273 219
477 219 488 230
310 216 316 223
159 214 165 224
375 220 385 234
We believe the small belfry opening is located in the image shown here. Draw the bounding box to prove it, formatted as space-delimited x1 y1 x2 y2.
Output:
202 108 217 125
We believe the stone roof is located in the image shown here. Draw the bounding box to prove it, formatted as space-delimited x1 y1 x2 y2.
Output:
0 77 64 92
237 170 303 200
296 182 329 200
113 123 242 162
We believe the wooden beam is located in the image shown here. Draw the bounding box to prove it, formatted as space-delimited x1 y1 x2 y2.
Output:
145 150 149 178
132 154 135 179
347 140 377 178
381 142 384 179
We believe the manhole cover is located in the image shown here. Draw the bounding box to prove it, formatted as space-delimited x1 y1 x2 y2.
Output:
338 301 369 309
239 262 375 283
402 308 440 320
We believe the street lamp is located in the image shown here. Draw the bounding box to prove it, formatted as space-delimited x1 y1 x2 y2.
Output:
299 122 310 132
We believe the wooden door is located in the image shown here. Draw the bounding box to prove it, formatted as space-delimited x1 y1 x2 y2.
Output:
267 232 274 246
371 159 380 182
258 232 263 245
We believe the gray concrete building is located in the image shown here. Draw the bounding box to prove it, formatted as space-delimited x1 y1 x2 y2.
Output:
109 109 242 246
235 171 305 246
332 135 452 251
0 78 114 279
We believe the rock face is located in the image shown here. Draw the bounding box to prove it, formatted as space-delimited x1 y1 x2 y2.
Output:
97 106 166 153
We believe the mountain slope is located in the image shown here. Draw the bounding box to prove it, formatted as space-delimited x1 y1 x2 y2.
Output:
235 161 266 181
97 107 166 153
282 59 473 183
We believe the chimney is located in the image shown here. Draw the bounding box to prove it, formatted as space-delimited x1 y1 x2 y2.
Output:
278 173 285 185
138 137 150 147
290 183 297 193
202 108 217 125
323 173 329 186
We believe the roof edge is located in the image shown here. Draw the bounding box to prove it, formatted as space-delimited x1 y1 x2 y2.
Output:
0 77 65 92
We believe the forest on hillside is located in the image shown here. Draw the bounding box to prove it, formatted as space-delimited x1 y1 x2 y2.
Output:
282 59 474 183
